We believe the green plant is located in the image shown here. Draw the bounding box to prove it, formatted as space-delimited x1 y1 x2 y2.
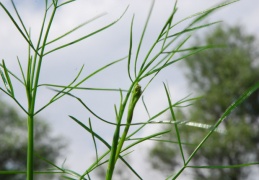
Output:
1 0 258 180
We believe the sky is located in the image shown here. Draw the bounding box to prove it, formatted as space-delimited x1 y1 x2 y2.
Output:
0 0 259 179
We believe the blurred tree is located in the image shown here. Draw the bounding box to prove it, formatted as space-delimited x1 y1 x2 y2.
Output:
0 98 66 180
150 25 259 179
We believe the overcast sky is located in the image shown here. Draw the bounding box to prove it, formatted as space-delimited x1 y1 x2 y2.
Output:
0 0 259 179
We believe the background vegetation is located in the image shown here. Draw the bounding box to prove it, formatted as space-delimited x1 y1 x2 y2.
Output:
0 98 66 180
150 25 259 179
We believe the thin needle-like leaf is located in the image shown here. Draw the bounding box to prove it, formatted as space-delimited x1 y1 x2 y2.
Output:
36 154 65 173
164 83 185 164
0 171 63 175
0 67 9 92
127 15 135 82
57 0 77 7
88 118 99 166
160 21 221 41
130 138 193 146
0 3 36 53
134 0 155 77
160 0 178 50
39 84 127 92
1 60 15 97
43 13 106 47
44 7 129 56
158 0 178 40
10 0 30 38
114 104 119 123
17 56 26 85
141 96 150 119
119 157 142 180
122 130 170 153
162 45 224 53
0 87 28 114
187 162 259 169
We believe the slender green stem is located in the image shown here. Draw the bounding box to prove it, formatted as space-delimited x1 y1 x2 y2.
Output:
25 3 58 180
26 115 34 180
105 83 141 180
105 83 135 179
105 121 121 180
115 84 141 161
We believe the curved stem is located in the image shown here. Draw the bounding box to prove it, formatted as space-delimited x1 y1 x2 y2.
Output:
105 83 141 180
115 84 141 161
